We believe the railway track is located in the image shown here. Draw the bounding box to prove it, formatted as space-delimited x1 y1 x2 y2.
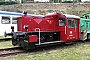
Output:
0 40 90 57
0 38 11 42
0 47 25 57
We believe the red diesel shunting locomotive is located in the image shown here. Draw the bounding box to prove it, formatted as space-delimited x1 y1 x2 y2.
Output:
5 12 80 50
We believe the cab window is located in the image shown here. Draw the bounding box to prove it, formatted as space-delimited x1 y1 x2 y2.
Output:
68 20 74 28
12 17 18 24
59 18 66 26
85 22 89 28
75 20 78 28
85 15 89 19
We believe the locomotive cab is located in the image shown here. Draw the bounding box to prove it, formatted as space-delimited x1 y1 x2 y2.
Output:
64 14 80 42
80 13 90 40
57 14 80 42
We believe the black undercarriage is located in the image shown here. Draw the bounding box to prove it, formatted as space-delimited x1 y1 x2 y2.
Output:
10 31 61 49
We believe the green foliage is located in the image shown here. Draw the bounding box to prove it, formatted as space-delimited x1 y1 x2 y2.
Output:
22 0 26 3
62 1 73 3
0 1 17 5
78 0 81 2
84 1 90 3
0 41 15 49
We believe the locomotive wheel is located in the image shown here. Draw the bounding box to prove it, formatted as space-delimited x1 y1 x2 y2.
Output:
4 31 7 37
13 44 16 46
40 36 45 43
23 46 29 50
12 38 17 46
13 32 17 39
12 41 17 46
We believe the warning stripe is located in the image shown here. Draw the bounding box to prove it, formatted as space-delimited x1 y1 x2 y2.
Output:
84 33 87 37
83 30 87 40
84 30 87 32
84 37 87 40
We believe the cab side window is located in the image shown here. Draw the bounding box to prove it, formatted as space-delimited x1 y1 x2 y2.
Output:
1 16 10 24
59 18 66 26
85 22 89 28
12 17 18 24
85 15 89 19
68 20 74 28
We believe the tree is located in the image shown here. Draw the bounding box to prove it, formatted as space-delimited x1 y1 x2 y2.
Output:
78 0 81 2
73 0 74 6
60 0 62 3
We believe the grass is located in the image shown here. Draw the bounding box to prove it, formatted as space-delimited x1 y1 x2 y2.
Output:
3 42 90 60
0 40 90 60
0 41 15 49
0 36 14 49
0 36 12 39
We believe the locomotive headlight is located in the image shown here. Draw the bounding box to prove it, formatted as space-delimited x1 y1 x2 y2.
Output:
24 25 29 29
11 26 14 32
24 25 29 32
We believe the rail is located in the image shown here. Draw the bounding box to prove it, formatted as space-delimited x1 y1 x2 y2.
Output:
0 38 11 42
0 47 25 57
35 28 40 45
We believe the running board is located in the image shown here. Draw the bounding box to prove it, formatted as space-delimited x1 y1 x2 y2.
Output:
35 41 63 46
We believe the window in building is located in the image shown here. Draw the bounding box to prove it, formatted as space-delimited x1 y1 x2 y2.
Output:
59 18 66 26
1 16 10 24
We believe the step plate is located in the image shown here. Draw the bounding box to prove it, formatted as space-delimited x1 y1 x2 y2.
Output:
35 41 63 46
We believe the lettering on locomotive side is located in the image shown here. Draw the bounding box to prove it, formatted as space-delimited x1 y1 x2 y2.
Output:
69 31 73 36
70 31 72 34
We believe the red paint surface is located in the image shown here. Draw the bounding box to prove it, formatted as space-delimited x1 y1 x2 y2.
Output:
29 35 38 42
17 13 80 42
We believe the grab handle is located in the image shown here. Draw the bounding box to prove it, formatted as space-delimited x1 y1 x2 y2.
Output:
35 28 40 45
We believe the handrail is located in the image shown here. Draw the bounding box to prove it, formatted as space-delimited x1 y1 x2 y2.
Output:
65 26 66 34
35 28 40 45
75 24 76 32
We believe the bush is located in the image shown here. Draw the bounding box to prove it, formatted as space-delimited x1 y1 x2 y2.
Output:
83 1 90 3
62 1 73 3
0 1 17 5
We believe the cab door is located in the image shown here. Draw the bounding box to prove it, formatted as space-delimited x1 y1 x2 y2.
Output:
75 19 81 40
67 19 78 42
74 20 79 40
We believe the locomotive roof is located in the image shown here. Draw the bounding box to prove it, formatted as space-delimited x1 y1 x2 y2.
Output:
64 14 80 19
81 13 90 17
83 13 90 16
0 10 44 17
45 12 80 19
